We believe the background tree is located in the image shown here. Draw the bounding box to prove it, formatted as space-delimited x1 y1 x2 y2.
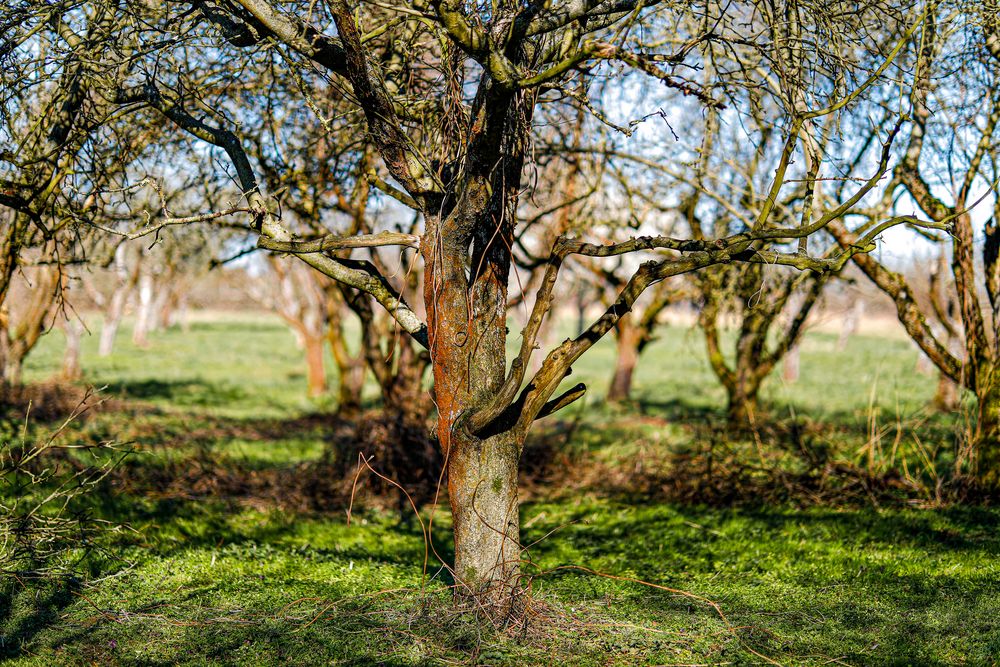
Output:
827 5 1000 489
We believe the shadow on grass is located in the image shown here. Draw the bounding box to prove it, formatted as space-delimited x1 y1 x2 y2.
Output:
0 579 78 661
521 500 1000 663
101 379 250 408
20 585 461 666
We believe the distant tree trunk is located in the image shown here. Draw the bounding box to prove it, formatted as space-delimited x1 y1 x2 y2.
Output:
328 328 364 415
933 329 962 411
337 359 364 412
575 291 587 335
303 333 327 398
934 372 960 411
96 245 140 357
836 299 864 352
132 272 154 348
99 284 130 356
380 340 430 420
346 288 430 421
326 289 364 415
727 315 766 427
726 381 760 427
176 292 191 332
915 350 934 375
607 314 640 403
156 285 178 329
0 263 59 388
782 343 800 383
60 319 84 381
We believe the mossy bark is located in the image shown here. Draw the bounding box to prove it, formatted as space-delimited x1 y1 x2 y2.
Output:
448 430 521 608
725 383 760 428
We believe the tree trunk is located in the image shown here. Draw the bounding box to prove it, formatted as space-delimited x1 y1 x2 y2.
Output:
726 380 760 428
423 208 520 608
448 430 521 608
157 285 180 329
177 292 191 333
327 303 364 416
411 70 529 610
932 331 962 411
337 361 364 414
303 334 327 398
0 336 23 388
60 319 84 381
0 329 23 389
2 357 23 388
607 315 640 402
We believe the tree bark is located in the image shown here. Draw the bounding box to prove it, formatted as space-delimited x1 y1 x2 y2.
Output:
331 333 364 414
327 292 365 415
424 215 520 603
1 357 23 388
0 263 59 388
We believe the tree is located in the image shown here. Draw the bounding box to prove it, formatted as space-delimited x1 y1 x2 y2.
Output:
0 243 60 387
0 1 165 390
1 0 942 612
827 5 1000 489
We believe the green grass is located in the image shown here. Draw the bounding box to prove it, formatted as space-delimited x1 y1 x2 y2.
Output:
3 314 997 665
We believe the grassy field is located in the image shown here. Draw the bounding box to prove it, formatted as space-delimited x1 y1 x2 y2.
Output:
2 314 998 666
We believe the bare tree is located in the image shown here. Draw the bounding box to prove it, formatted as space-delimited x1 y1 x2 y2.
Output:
1 0 945 611
827 5 1000 488
0 247 60 386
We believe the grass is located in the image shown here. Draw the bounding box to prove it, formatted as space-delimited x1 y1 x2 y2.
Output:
2 313 997 665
